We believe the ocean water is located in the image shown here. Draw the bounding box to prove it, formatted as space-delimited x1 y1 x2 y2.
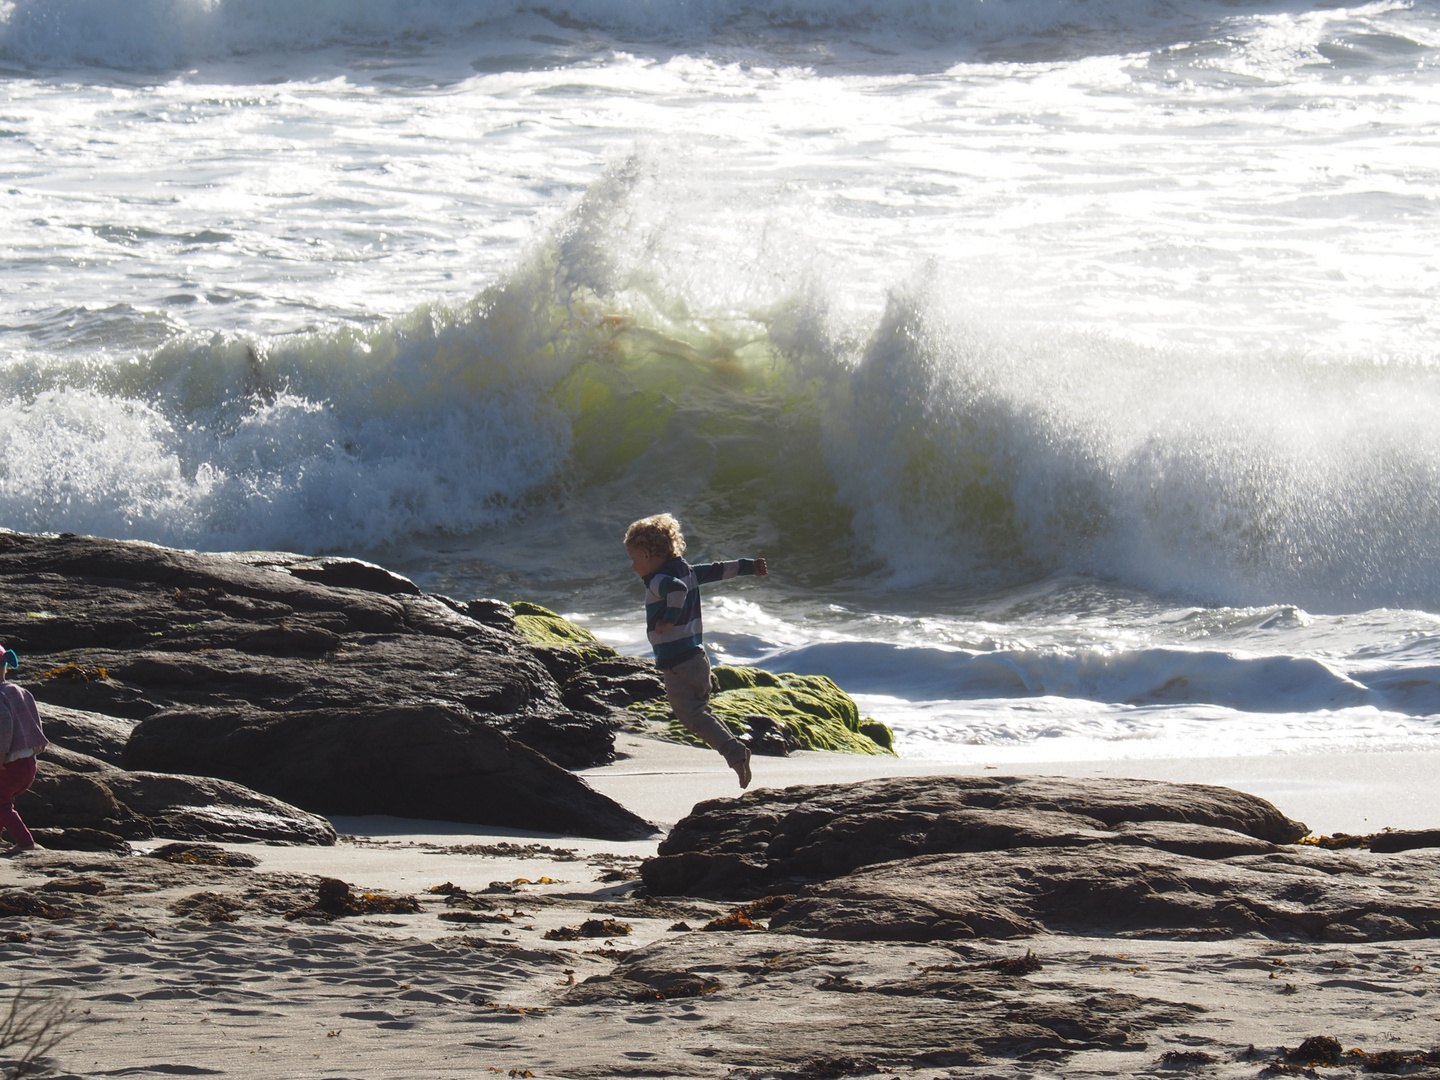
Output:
4 0 1440 765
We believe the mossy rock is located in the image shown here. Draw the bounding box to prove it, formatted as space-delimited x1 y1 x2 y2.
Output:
858 719 895 752
510 602 618 667
631 665 895 756
508 604 893 756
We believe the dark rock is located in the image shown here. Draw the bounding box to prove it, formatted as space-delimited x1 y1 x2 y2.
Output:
767 845 1440 941
741 713 801 757
0 531 658 839
29 827 132 854
1369 829 1440 854
107 770 339 846
465 598 517 631
919 807 1113 853
493 707 620 771
641 774 1440 944
643 775 1306 898
36 704 136 766
560 656 665 715
562 935 1199 1067
1112 820 1277 859
124 701 655 840
0 532 609 761
526 644 592 686
18 751 338 845
41 743 120 774
285 556 421 595
18 759 130 830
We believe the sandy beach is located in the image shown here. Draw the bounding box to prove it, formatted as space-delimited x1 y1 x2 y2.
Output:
3 737 1438 1080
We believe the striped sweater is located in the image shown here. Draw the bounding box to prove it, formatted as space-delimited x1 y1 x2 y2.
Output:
642 556 760 669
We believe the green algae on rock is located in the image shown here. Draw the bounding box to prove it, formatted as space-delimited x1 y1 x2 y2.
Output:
511 601 619 667
509 602 893 756
631 665 895 757
511 601 602 646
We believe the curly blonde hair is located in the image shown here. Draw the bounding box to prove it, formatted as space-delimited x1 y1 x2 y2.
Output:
624 513 686 560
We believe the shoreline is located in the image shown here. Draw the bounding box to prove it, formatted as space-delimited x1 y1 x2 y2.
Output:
581 734 1440 837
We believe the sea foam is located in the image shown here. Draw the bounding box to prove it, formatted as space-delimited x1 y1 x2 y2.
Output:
6 155 1440 613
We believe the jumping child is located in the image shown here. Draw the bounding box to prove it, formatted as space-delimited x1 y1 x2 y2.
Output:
0 645 47 856
624 514 767 789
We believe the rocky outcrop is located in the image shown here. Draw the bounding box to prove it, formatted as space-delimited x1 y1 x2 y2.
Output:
124 701 656 839
20 744 337 846
0 531 656 840
562 934 1200 1068
35 703 135 766
625 663 895 755
639 774 1440 943
768 844 1440 942
643 774 1308 897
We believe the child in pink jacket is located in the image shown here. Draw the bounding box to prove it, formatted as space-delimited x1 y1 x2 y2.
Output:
0 645 47 856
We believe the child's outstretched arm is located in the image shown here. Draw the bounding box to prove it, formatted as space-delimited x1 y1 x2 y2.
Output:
693 558 767 585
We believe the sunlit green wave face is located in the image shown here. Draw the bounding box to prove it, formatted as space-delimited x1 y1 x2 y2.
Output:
542 307 873 587
11 148 1440 614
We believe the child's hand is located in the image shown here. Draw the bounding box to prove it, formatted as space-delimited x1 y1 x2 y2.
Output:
754 558 768 576
654 620 674 633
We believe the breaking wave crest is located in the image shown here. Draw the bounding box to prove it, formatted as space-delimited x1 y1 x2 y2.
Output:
4 155 1440 614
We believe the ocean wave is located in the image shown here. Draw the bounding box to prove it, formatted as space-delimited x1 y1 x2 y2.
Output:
1 0 1422 71
759 639 1440 717
6 153 1440 611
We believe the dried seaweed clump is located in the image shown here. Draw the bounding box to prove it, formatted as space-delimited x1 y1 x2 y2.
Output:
0 891 74 920
172 892 246 923
981 948 1043 976
285 877 420 921
544 918 631 941
37 663 108 682
703 894 792 932
147 842 259 868
1271 1038 1440 1074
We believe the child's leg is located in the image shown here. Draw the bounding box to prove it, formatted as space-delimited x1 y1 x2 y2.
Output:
0 757 37 852
662 654 751 788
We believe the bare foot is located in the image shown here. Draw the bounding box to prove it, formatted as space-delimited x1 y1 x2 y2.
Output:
2 844 34 858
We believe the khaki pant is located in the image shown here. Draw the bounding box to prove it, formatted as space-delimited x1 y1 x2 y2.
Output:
661 652 745 763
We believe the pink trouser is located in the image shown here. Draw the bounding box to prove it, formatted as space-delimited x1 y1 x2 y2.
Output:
0 756 37 849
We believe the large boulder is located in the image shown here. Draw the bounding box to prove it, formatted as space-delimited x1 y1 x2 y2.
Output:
0 533 612 764
124 701 655 839
769 845 1440 942
0 531 656 840
643 774 1307 897
35 704 136 766
18 747 337 845
639 774 1440 943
